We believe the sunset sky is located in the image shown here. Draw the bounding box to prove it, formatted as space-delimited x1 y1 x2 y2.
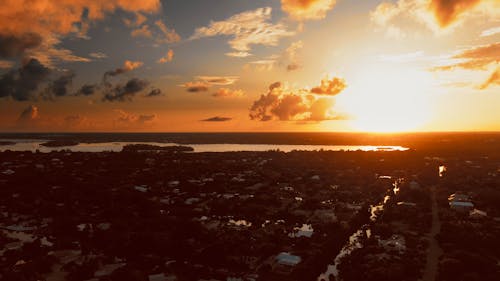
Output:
0 0 499 132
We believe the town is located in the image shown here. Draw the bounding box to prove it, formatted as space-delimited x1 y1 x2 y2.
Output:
1 144 499 281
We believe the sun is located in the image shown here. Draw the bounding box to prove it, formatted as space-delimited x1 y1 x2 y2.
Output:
338 64 433 132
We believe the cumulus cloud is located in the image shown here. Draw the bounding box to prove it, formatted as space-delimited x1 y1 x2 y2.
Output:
479 67 500 89
201 116 233 122
157 49 174 63
310 77 347 95
44 72 75 98
190 7 294 57
75 84 99 96
146 88 162 97
131 24 153 38
0 0 161 63
18 105 40 122
155 20 181 43
0 58 51 101
103 78 149 102
371 0 500 35
429 0 482 28
0 33 43 59
104 60 143 79
249 77 348 122
281 0 337 21
114 109 157 128
212 88 244 98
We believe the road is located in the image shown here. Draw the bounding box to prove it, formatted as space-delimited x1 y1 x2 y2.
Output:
421 185 443 281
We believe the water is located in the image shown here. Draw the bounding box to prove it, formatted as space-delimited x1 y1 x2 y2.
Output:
0 140 408 153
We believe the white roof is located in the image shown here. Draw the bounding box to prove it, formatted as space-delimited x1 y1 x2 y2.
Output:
276 252 301 266
450 201 474 207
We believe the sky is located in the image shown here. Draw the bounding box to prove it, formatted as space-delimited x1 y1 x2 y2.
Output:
0 0 499 132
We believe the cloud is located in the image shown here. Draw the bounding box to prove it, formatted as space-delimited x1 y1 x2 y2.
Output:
191 7 294 57
0 58 51 101
281 0 337 21
429 0 482 28
284 40 304 71
155 20 181 43
0 33 43 59
244 59 277 71
181 81 210 92
226 52 252 58
131 24 153 38
432 42 500 71
75 84 99 96
44 72 75 98
201 116 233 122
103 78 149 102
181 76 239 92
104 60 143 79
157 49 174 63
146 88 162 97
123 13 148 27
18 105 40 122
249 77 348 121
310 77 347 95
196 76 239 86
481 26 500 37
114 109 157 128
212 88 245 98
0 0 161 63
479 67 500 89
63 114 93 129
370 0 500 37
89 52 108 59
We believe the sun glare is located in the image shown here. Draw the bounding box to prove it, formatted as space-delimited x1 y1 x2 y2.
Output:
339 64 433 132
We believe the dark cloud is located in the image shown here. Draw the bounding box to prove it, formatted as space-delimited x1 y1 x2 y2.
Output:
18 105 39 122
0 58 51 101
310 77 347 95
269 81 282 91
103 60 143 80
45 72 75 98
201 116 233 122
0 33 43 58
103 78 149 102
75 84 99 96
250 78 348 122
182 81 210 92
429 0 482 28
146 88 162 97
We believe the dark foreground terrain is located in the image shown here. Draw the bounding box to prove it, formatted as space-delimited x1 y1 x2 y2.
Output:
0 137 499 281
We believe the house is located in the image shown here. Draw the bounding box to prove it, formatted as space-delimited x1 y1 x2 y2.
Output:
449 201 474 212
448 193 474 212
272 252 301 274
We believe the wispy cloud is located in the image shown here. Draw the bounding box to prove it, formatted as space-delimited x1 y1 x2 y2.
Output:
190 7 294 57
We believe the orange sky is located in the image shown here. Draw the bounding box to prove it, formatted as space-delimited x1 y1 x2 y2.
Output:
0 0 499 132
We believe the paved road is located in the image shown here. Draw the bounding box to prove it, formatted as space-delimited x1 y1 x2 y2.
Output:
421 186 443 281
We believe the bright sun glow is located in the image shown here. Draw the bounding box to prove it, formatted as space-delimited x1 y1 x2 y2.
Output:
338 64 433 132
